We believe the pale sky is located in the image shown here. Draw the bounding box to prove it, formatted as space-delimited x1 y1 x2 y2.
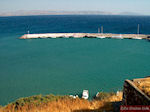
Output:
0 0 150 15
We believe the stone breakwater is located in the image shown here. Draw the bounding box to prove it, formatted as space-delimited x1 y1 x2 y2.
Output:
20 33 150 40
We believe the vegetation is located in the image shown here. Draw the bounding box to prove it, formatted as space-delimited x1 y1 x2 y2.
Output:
11 94 66 106
0 92 122 112
95 92 116 100
0 105 3 112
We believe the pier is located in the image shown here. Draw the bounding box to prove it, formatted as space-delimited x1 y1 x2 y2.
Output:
20 33 150 40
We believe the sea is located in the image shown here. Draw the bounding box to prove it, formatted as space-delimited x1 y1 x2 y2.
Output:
0 15 150 105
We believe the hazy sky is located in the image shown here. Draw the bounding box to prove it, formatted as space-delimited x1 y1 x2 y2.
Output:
0 0 149 15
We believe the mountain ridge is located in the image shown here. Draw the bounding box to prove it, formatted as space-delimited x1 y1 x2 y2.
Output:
0 10 142 16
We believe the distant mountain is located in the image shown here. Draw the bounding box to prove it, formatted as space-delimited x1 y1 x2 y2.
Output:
0 10 141 16
119 12 140 16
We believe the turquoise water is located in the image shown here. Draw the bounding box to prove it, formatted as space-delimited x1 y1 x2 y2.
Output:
0 15 150 105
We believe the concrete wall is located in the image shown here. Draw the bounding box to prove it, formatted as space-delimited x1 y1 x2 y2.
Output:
122 80 150 105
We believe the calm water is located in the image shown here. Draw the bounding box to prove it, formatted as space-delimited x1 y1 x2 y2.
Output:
0 15 150 105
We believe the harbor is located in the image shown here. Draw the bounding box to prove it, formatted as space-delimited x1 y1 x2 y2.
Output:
20 33 150 40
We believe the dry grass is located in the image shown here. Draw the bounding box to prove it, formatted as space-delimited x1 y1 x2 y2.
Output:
0 106 3 112
0 92 122 112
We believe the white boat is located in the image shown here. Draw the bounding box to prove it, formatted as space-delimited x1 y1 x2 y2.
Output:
69 95 78 99
82 90 89 99
96 92 99 97
135 37 142 39
112 34 123 39
97 36 106 39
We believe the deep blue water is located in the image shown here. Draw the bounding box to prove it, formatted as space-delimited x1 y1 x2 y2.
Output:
0 15 150 105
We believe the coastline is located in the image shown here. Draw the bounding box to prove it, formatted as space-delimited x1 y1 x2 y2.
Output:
0 92 122 112
0 77 149 112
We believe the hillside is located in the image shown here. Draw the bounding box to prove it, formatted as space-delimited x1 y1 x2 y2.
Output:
0 92 122 112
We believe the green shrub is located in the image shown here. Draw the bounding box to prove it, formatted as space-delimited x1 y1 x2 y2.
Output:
11 94 67 107
95 92 115 100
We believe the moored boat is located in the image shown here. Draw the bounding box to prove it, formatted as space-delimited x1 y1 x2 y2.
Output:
82 90 89 99
97 36 106 39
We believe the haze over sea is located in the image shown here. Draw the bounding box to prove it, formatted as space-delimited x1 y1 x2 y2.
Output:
0 15 150 105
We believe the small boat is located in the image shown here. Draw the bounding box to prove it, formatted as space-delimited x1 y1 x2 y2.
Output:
96 92 99 97
135 37 142 39
82 90 89 99
112 34 123 39
97 36 106 39
69 95 78 99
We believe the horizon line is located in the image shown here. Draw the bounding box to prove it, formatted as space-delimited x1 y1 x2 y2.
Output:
0 10 150 17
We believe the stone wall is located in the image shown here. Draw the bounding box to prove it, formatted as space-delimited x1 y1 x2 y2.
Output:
122 79 150 105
